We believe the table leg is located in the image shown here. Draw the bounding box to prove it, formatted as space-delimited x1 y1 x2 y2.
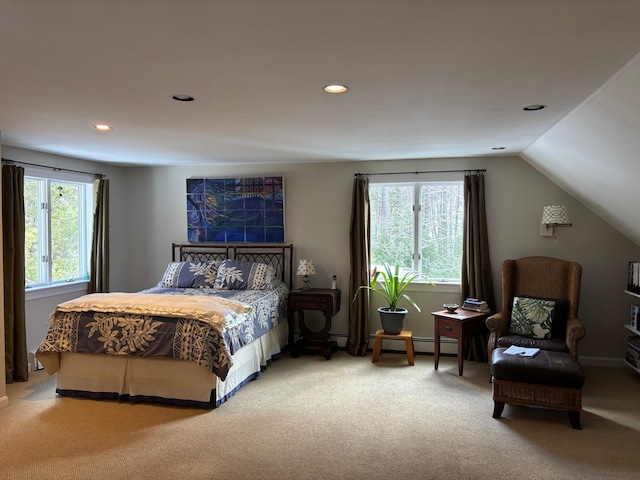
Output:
457 337 464 376
372 335 383 363
434 332 440 370
405 337 415 366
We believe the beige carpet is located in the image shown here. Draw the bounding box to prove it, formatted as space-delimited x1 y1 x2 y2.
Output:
1 351 640 480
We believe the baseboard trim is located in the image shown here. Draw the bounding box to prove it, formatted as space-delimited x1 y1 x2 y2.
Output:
579 356 626 368
0 395 8 410
299 331 628 367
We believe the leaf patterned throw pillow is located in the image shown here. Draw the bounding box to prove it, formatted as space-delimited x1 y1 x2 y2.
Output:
509 296 556 339
160 261 220 288
214 259 276 290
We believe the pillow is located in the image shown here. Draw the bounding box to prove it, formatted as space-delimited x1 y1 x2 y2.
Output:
514 295 569 340
214 259 276 290
509 296 556 339
160 261 220 288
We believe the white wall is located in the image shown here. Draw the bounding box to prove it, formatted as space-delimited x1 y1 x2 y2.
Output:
124 155 640 361
2 146 636 370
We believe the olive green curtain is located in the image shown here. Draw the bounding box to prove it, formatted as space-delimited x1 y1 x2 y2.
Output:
89 178 109 293
461 172 495 363
2 164 28 383
347 176 370 356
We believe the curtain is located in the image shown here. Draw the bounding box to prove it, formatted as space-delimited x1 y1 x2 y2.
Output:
2 164 28 383
347 176 370 356
89 178 109 293
461 172 495 363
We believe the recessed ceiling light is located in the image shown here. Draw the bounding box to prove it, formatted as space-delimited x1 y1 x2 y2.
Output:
323 84 348 94
523 104 546 111
92 124 112 131
172 94 195 102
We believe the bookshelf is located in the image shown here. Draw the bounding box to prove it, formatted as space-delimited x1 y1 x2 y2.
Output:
624 290 640 373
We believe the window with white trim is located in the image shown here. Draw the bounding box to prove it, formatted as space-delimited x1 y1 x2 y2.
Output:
24 170 93 289
369 173 464 283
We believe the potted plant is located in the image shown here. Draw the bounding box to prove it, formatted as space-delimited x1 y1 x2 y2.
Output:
353 262 421 335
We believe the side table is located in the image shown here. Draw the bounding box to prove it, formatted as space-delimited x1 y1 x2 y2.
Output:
289 288 341 359
432 309 491 376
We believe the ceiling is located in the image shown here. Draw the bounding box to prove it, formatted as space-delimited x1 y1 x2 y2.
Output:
1 1 640 167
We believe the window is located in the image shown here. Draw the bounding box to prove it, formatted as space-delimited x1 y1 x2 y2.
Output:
369 174 464 283
24 171 93 290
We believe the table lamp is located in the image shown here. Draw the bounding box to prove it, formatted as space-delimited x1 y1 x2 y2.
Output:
296 259 316 290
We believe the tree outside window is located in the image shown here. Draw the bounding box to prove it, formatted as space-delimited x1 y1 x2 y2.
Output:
24 176 92 288
369 179 463 283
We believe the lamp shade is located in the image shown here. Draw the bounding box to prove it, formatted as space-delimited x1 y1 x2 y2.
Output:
296 259 316 276
541 205 571 225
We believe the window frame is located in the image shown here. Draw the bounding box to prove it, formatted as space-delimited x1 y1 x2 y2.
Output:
23 166 94 298
368 171 464 287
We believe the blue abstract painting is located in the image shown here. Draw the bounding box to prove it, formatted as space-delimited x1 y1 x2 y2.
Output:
186 176 285 243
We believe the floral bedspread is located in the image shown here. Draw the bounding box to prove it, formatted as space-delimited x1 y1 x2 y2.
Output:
36 281 288 381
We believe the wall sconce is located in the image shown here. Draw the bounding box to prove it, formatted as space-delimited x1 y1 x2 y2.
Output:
296 259 316 290
540 205 572 237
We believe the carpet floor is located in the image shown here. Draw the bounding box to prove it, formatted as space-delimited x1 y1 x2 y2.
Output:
1 351 640 480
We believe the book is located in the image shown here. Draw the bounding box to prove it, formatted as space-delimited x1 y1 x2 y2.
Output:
462 298 489 312
463 298 487 306
628 261 640 294
631 305 640 330
461 306 490 313
503 345 540 357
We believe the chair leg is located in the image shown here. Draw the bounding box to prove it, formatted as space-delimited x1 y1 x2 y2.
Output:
568 411 582 430
492 401 505 419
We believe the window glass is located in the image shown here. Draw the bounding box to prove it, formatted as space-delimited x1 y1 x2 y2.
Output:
370 177 463 283
50 182 81 281
24 174 92 289
370 183 414 270
419 182 464 281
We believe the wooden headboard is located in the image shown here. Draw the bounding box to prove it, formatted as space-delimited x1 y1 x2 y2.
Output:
172 243 294 289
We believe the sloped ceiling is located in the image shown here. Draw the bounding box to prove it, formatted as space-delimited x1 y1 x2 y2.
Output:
1 0 640 167
522 53 640 248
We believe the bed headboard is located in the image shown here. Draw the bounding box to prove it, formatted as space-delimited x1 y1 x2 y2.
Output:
172 243 294 289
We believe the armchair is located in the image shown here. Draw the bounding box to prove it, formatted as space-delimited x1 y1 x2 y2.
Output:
486 256 586 359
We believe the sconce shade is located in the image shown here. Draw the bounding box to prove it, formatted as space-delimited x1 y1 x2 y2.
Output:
296 259 316 276
541 205 571 225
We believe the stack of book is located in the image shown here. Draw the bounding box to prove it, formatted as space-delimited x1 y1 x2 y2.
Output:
626 335 640 369
462 298 490 313
627 261 640 295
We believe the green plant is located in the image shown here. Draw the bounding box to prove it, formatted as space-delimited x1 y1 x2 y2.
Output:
353 262 421 312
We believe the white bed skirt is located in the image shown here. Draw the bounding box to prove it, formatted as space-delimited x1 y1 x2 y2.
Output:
55 320 288 408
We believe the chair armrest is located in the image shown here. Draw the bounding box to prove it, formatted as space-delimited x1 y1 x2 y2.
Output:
565 316 586 357
486 311 510 361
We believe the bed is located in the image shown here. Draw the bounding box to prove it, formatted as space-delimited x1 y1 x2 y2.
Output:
36 243 293 408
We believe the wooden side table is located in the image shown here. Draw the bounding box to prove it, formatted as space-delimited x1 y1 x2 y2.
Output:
432 309 491 376
288 288 341 359
371 329 415 365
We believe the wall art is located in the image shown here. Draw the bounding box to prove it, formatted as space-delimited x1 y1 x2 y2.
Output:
186 176 285 243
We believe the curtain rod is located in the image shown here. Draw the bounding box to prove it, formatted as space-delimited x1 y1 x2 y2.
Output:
354 168 485 177
2 157 106 179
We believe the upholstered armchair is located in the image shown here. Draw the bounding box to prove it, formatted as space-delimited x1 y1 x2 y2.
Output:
486 256 586 359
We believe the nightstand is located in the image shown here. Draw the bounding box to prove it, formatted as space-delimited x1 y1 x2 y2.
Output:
289 288 340 359
432 309 491 376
